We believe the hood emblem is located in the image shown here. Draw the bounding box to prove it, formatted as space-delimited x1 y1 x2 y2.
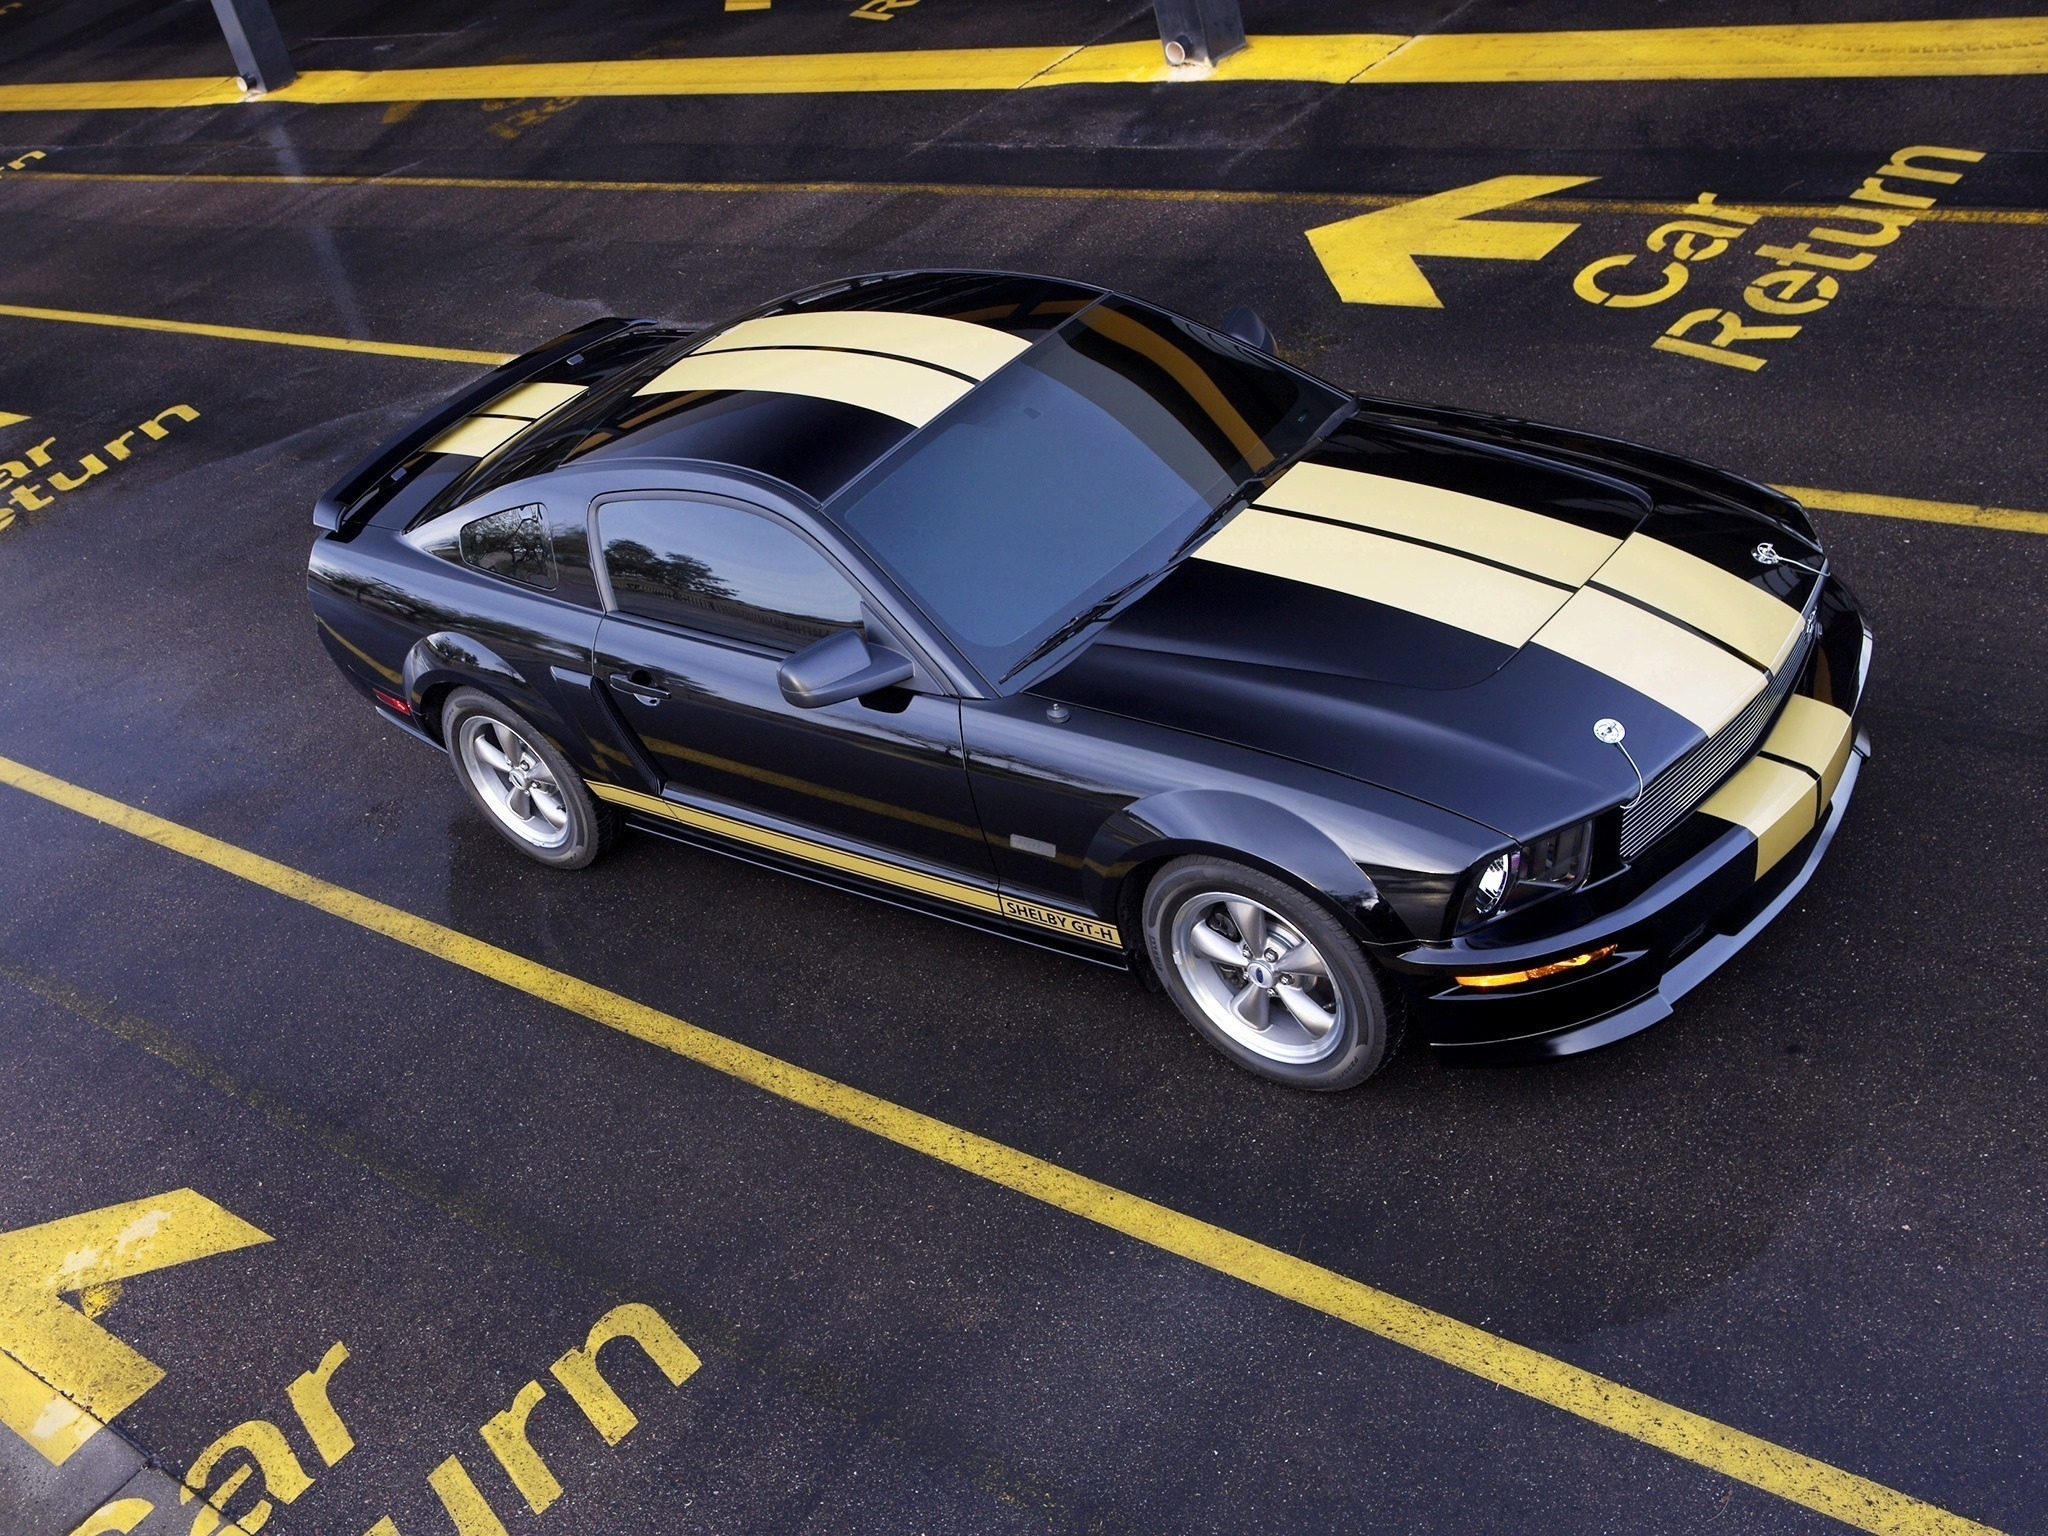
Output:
1594 718 1645 807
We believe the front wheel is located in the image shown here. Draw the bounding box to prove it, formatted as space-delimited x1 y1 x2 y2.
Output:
1143 856 1399 1090
442 687 615 869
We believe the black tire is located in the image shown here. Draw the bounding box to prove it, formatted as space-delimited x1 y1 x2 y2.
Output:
441 687 616 869
1142 855 1400 1090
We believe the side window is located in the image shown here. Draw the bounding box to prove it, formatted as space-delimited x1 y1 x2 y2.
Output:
459 504 557 590
597 498 863 649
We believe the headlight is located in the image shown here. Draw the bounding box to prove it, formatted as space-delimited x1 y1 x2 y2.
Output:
1470 850 1520 918
1457 819 1594 932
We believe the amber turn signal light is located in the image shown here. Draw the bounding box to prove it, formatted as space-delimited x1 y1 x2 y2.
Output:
1456 944 1618 990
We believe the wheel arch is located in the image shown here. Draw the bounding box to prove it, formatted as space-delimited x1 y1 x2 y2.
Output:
403 632 572 753
1087 789 1408 947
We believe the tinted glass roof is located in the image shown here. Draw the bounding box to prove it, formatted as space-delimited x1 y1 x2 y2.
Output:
760 270 1103 341
419 272 1335 536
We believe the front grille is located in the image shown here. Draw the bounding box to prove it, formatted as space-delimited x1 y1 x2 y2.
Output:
1618 630 1811 861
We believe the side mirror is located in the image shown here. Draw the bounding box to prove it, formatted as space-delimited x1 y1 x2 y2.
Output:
1220 306 1276 356
777 628 914 709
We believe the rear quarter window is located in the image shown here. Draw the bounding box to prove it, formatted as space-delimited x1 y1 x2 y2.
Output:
460 504 558 590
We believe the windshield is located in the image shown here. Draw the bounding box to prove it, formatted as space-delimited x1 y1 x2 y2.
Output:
827 295 1351 684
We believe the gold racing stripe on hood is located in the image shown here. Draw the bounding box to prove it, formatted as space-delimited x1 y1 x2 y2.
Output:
1533 586 1765 733
1195 508 1572 647
1589 532 1804 670
1254 461 1621 586
636 346 971 426
696 312 1031 381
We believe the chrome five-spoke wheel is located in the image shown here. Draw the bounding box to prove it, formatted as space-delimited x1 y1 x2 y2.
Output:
1171 892 1344 1065
456 714 572 850
1143 855 1396 1090
442 689 614 869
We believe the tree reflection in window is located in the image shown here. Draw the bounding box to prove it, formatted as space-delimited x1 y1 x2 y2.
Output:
459 504 557 590
599 498 861 648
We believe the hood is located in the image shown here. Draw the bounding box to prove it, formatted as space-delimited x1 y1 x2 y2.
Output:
1040 417 1819 841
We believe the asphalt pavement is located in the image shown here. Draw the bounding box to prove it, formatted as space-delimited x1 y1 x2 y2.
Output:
0 3 2043 1534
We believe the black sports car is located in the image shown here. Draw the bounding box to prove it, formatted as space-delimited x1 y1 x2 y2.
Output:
308 270 1868 1089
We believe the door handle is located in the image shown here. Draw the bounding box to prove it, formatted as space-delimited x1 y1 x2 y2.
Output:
607 669 669 704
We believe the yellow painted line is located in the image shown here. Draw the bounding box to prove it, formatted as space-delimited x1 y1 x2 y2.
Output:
1776 484 2048 537
1 302 2041 547
1362 18 2048 82
0 749 2002 1535
12 168 2048 228
0 1191 271 1465
4 18 2048 114
0 303 511 365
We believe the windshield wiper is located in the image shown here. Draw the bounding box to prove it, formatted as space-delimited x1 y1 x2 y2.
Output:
1001 491 1260 684
1167 489 1253 565
1001 570 1156 683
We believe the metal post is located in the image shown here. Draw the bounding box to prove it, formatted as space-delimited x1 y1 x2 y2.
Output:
209 0 295 94
1150 0 1245 68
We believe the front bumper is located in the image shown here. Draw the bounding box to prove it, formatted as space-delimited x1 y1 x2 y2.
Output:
1389 730 1868 1064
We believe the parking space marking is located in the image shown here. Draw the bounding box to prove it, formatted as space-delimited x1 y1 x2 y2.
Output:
2 403 202 534
1776 485 2048 537
12 168 2048 229
0 1192 271 1465
0 304 510 365
3 18 2047 113
0 299 2038 541
0 751 2002 1536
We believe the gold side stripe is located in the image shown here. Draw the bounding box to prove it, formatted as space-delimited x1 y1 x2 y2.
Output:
1533 587 1765 734
640 733 986 842
697 312 1029 381
483 380 587 420
1256 461 1621 587
1590 534 1803 670
424 413 528 457
592 780 999 909
635 346 970 426
589 782 1122 947
1761 695 1856 806
1699 757 1818 879
1195 509 1570 648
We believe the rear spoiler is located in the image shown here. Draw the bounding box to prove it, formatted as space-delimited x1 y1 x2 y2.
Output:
312 316 646 531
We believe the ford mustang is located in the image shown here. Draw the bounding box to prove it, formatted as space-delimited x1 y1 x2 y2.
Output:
307 270 1869 1089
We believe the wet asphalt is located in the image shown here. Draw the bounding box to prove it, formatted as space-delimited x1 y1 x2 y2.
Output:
0 2 2044 1533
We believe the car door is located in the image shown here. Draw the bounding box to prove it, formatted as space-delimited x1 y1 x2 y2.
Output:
589 490 995 883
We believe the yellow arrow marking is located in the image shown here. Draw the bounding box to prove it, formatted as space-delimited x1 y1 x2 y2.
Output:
0 1191 271 1464
1307 175 1597 307
0 412 27 429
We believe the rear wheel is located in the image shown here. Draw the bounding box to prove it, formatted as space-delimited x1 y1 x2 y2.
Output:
1143 856 1397 1090
443 687 614 869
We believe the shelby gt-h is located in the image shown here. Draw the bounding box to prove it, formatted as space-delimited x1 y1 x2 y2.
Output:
308 271 1869 1089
